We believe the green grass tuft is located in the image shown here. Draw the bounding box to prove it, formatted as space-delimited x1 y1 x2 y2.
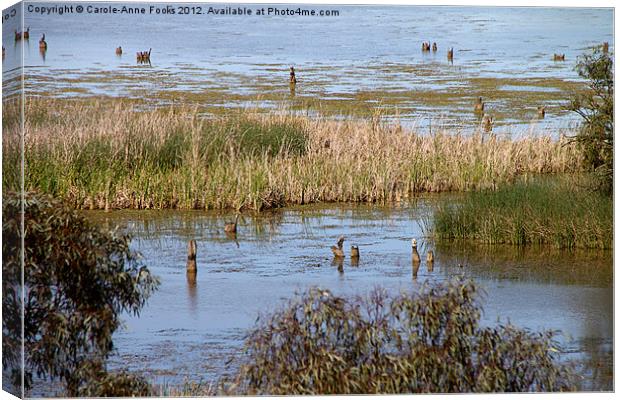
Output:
432 177 612 249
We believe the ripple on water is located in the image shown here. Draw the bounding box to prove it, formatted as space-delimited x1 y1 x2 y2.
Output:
61 201 613 391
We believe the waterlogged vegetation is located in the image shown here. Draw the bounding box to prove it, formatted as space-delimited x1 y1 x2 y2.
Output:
16 66 586 129
3 98 582 212
431 178 612 249
431 49 613 250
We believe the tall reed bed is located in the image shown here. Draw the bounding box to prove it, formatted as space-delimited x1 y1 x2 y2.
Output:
432 178 612 249
4 98 583 210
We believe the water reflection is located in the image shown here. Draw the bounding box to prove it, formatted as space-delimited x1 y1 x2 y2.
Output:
427 258 434 273
331 257 344 272
224 231 240 248
186 271 198 314
435 242 612 287
412 260 420 280
576 337 613 391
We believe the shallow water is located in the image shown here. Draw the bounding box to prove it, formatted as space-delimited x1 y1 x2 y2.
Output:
27 201 608 395
2 4 614 132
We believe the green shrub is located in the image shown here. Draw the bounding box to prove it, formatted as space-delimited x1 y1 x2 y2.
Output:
2 191 159 396
78 362 152 397
568 47 613 194
224 279 576 394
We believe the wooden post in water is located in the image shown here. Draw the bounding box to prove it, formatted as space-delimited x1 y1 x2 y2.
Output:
426 250 434 272
187 240 197 284
411 239 421 264
351 245 360 267
412 238 421 277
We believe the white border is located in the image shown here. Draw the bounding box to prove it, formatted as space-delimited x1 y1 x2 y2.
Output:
0 1 615 400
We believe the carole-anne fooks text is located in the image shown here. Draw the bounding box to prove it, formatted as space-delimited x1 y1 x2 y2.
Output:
25 4 340 17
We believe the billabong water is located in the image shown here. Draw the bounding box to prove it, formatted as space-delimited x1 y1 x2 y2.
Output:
2 6 613 132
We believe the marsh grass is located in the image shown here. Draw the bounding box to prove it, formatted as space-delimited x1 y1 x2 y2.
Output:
432 177 612 249
5 98 583 210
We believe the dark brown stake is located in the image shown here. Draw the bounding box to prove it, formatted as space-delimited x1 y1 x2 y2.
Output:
331 235 345 258
482 114 493 132
474 96 484 113
426 250 434 264
225 214 239 234
39 34 47 51
411 238 421 264
350 245 360 267
137 48 151 63
187 270 197 286
351 245 359 259
186 239 197 274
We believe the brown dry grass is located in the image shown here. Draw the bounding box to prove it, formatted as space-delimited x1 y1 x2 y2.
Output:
3 98 583 210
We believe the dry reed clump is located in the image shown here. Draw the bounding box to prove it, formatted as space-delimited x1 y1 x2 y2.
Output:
5 98 583 210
